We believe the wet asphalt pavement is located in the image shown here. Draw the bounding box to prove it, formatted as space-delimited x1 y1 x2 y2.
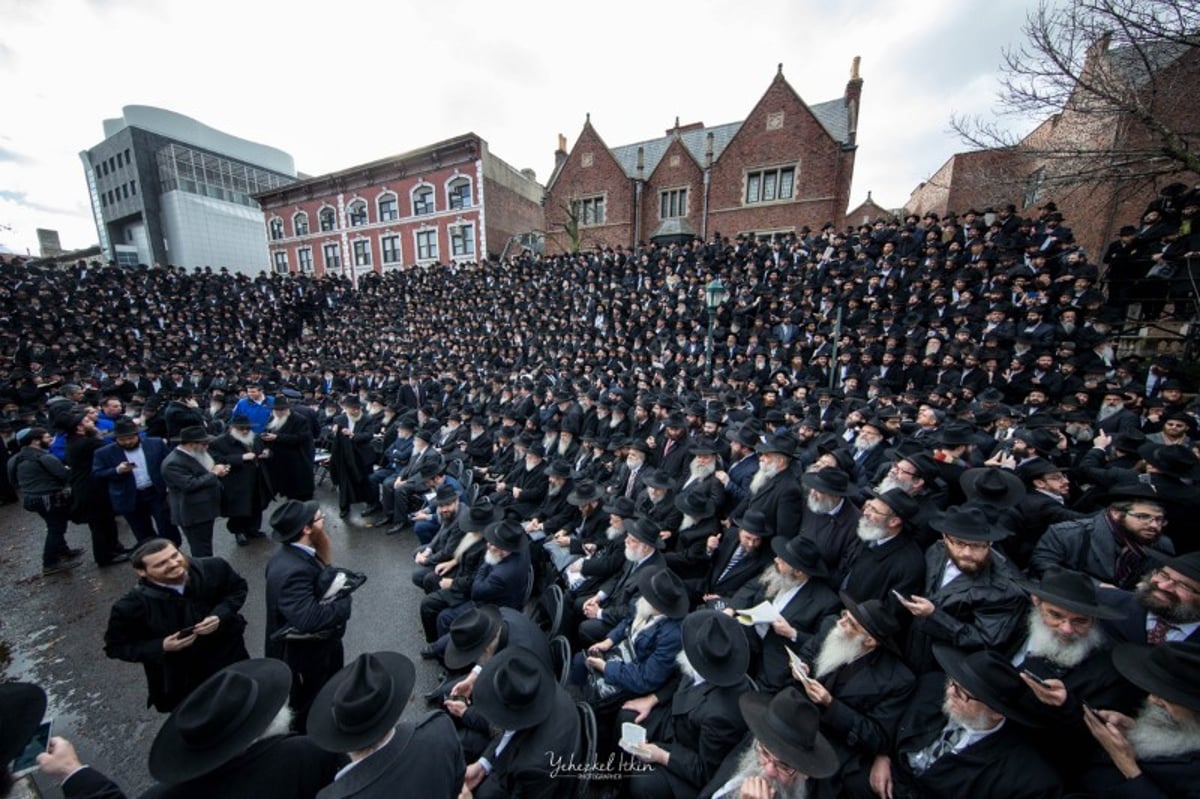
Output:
0 482 442 797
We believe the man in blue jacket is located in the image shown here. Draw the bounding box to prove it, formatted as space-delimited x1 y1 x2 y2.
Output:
92 420 178 545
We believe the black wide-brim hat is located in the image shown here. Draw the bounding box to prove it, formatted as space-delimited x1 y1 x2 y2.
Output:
960 467 1026 507
484 519 528 552
472 648 557 731
307 651 416 753
801 467 852 496
930 505 1009 542
0 682 47 766
641 469 674 490
739 688 839 778
683 609 750 687
675 489 716 519
627 517 665 550
1112 642 1200 712
638 566 690 619
771 535 829 578
175 425 214 444
567 480 604 506
269 499 320 542
149 659 292 783
838 591 901 652
1018 568 1125 620
459 498 503 533
932 644 1043 727
444 605 504 670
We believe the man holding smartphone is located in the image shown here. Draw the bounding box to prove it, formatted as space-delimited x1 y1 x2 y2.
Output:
104 538 250 712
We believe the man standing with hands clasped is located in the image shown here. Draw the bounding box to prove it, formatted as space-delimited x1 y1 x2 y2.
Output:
162 425 231 558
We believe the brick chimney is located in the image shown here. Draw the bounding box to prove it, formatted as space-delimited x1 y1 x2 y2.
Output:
845 56 863 147
554 133 567 173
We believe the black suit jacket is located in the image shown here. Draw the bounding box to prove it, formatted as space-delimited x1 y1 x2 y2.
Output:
702 531 773 600
478 687 581 799
731 470 805 539
317 713 464 799
645 673 749 794
731 577 842 691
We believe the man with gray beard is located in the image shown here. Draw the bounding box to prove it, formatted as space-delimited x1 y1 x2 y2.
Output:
839 489 925 606
793 596 915 799
209 414 273 546
698 687 838 799
733 434 805 541
798 467 860 579
162 426 230 557
678 438 726 513
1082 643 1200 797
564 495 634 596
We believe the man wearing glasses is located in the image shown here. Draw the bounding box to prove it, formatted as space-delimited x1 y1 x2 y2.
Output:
1032 484 1175 590
1098 551 1200 646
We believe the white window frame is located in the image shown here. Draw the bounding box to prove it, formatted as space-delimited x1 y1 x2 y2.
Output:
414 228 438 262
451 224 475 258
272 250 288 273
268 217 285 240
347 199 368 228
578 194 606 227
377 192 399 222
297 247 314 273
411 183 435 216
318 205 338 231
323 242 342 270
293 211 309 236
352 238 372 267
381 234 402 265
446 176 473 210
744 164 797 205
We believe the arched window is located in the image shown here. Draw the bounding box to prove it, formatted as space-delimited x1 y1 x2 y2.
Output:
293 212 309 236
268 218 284 240
447 177 472 210
377 192 398 222
319 206 337 231
412 184 434 216
347 200 368 227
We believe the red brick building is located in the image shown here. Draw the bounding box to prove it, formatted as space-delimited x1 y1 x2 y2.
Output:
845 191 895 226
254 133 544 280
906 37 1199 259
543 61 863 253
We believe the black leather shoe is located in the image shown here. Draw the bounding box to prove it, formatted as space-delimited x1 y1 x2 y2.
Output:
385 523 409 536
98 552 132 567
235 533 249 546
43 559 82 576
419 646 440 661
338 507 350 519
64 547 85 559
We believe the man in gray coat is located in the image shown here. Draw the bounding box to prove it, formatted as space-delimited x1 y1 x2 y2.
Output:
162 426 229 557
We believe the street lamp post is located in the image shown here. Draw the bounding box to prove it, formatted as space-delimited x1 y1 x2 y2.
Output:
705 277 727 383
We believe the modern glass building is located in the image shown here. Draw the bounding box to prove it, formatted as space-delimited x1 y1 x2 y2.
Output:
80 106 297 273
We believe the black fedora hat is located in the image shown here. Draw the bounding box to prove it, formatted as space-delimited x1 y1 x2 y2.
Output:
932 645 1044 727
757 433 798 457
638 567 689 619
1146 550 1200 583
867 487 920 521
228 414 252 429
961 467 1026 506
0 682 46 766
544 460 573 479
675 489 716 519
1016 457 1063 483
931 505 1008 542
444 605 504 670
771 535 829 578
269 499 320 543
408 456 444 483
567 479 604 506
1113 430 1147 454
624 438 652 455
626 516 665 550
801 467 853 497
839 592 902 651
602 495 637 518
738 688 839 778
113 419 140 437
458 497 503 533
733 508 774 538
1138 443 1200 477
641 469 674 490
176 425 213 444
307 651 416 753
1112 642 1200 711
472 648 557 731
484 519 527 552
149 659 292 782
689 437 720 456
1099 482 1167 507
726 425 760 449
682 609 750 687
932 422 976 447
1018 568 1125 620
433 484 459 505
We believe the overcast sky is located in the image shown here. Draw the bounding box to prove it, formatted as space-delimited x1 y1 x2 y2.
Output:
0 0 1041 256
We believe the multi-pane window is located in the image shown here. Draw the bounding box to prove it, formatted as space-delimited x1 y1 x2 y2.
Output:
381 235 401 265
745 166 795 204
319 208 337 231
272 251 288 273
416 230 438 260
451 225 475 258
413 187 434 216
293 213 309 236
353 239 372 266
323 242 341 270
448 178 471 210
660 188 687 219
348 201 368 227
298 248 313 273
269 219 284 240
579 196 605 226
379 195 398 221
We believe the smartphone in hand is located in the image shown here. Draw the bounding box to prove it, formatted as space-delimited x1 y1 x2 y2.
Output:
178 625 196 638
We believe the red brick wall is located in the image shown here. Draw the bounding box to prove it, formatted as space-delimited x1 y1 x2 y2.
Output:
482 176 545 260
544 122 635 253
642 137 705 239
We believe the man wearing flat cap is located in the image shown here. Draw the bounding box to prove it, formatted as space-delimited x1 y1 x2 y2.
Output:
307 651 465 798
898 506 1028 672
861 646 1060 799
699 687 839 799
621 609 752 799
265 499 354 729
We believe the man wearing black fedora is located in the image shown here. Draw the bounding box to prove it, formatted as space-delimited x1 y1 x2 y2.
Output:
328 394 382 520
697 509 776 604
730 433 805 541
493 440 549 519
716 424 760 515
794 594 916 799
265 499 354 729
678 437 726 514
522 460 579 544
730 535 841 692
209 414 273 546
665 488 721 580
411 489 485 594
799 466 861 578
1081 642 1200 797
621 609 751 799
92 418 177 547
898 506 1028 672
464 648 581 799
862 645 1060 799
1031 483 1176 590
576 516 666 646
639 468 684 537
563 493 636 597
307 652 465 798
541 477 606 574
698 687 839 799
41 660 342 798
161 425 230 557
838 488 925 607
261 394 316 501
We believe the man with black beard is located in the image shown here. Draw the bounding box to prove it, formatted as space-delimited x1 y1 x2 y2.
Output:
1081 643 1200 797
410 487 476 592
328 395 381 520
209 414 272 546
794 596 916 799
93 419 177 545
63 408 128 565
1099 551 1200 646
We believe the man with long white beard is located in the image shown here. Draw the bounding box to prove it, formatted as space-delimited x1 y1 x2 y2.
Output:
699 687 838 799
209 414 272 546
1082 643 1200 797
576 517 666 646
839 488 925 605
679 438 726 512
260 395 315 501
728 536 841 692
798 467 861 579
792 595 915 799
162 425 230 557
862 646 1060 799
733 434 805 541
610 439 650 499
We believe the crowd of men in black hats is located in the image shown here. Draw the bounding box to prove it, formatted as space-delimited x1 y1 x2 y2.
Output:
3 186 1200 799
